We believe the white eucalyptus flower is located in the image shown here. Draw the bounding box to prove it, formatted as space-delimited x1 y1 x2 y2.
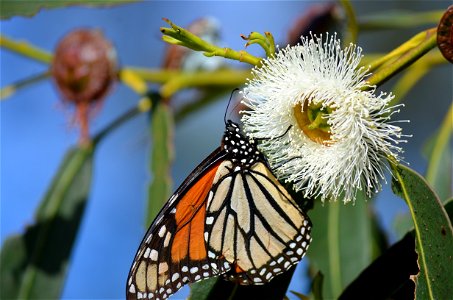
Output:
241 33 406 203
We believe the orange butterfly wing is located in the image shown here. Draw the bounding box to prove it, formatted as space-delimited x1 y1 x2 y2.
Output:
127 149 230 300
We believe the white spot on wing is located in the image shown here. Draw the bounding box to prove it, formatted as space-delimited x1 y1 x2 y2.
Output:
163 232 172 247
158 225 166 237
172 273 180 282
207 191 214 207
150 249 158 261
144 248 151 258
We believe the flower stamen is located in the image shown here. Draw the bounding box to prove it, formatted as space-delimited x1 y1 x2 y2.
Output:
241 33 405 203
293 102 332 145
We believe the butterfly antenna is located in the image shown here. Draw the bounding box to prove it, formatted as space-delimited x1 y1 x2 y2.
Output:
224 88 240 125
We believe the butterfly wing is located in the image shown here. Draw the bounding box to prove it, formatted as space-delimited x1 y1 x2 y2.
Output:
127 120 313 299
127 148 231 300
204 160 312 285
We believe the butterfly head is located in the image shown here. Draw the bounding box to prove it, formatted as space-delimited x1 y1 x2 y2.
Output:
222 120 262 168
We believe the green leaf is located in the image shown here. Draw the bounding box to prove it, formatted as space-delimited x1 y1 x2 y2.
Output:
341 199 453 299
147 100 174 226
311 271 324 300
0 146 94 299
339 232 418 299
1 0 138 20
390 163 453 299
307 192 383 299
393 212 414 240
444 198 453 219
423 104 453 201
289 290 310 300
188 277 219 300
189 266 296 300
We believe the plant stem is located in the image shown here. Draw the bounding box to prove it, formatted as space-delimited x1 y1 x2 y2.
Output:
0 34 52 64
1 71 51 100
339 0 358 45
366 27 438 87
92 97 151 146
159 69 250 98
358 10 443 30
161 18 262 66
121 67 250 98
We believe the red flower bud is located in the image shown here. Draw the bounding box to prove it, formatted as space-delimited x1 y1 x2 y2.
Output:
51 29 117 144
51 29 117 104
437 5 453 63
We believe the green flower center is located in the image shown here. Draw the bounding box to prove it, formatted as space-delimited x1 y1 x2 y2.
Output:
293 101 332 145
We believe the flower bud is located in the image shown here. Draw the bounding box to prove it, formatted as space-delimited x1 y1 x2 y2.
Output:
51 29 117 144
51 29 117 104
437 5 453 63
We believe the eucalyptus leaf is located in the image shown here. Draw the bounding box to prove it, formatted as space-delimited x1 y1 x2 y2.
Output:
147 100 174 226
444 198 453 218
340 198 453 299
391 163 453 299
338 232 418 299
310 271 324 300
289 290 310 300
1 0 138 20
189 266 296 300
0 146 93 299
307 192 383 299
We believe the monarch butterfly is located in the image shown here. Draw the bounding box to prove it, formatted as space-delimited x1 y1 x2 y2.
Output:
127 115 312 300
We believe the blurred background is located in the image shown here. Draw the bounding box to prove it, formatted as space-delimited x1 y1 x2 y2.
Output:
1 1 451 299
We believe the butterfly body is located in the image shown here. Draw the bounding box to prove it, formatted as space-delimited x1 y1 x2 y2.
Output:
127 120 312 300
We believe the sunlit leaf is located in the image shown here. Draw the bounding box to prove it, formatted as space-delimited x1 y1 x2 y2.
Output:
147 99 174 226
0 146 93 299
1 0 138 20
391 163 453 299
